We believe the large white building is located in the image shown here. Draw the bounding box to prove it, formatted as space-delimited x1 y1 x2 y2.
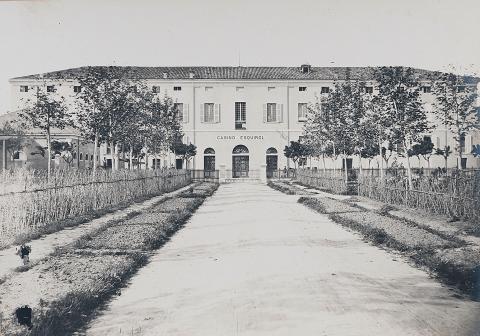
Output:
8 65 480 176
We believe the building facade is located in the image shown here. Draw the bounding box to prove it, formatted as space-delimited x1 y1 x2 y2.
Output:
8 65 480 175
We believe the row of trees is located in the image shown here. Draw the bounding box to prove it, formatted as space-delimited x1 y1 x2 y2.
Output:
10 67 189 179
299 67 479 189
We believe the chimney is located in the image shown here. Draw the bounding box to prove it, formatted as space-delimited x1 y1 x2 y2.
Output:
301 64 311 74
189 72 195 79
163 72 168 79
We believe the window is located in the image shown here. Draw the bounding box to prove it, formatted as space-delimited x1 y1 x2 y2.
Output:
236 86 244 92
173 86 182 91
174 103 184 121
73 86 81 93
299 86 307 92
457 86 465 93
13 151 20 160
321 87 330 94
91 154 94 161
47 85 55 93
422 86 431 93
298 103 308 121
267 103 277 122
204 103 215 123
460 133 466 153
205 86 213 92
235 102 246 129
80 153 83 160
268 86 275 91
85 154 89 161
364 86 373 94
20 86 29 92
152 86 160 93
235 102 246 122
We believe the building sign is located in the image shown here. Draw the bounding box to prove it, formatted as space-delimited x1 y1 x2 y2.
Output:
216 135 264 140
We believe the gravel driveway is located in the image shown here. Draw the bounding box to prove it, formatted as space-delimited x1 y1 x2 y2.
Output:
84 182 480 336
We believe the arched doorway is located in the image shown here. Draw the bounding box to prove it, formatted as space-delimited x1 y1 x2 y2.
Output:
204 148 215 177
266 147 278 178
232 145 249 178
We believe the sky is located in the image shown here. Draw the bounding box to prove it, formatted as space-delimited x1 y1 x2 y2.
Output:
0 0 479 113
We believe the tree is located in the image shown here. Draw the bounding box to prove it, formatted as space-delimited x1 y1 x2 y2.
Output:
170 141 196 169
284 141 309 170
432 71 479 169
19 89 70 180
435 145 452 169
75 66 136 173
0 121 25 160
51 140 76 167
145 95 183 169
375 67 430 189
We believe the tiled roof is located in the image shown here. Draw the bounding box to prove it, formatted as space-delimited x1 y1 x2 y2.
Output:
10 66 450 82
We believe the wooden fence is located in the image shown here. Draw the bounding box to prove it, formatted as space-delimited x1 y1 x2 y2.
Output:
296 168 480 222
0 168 191 247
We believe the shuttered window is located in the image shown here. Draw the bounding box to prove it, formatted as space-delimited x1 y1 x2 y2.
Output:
263 103 283 123
235 102 246 122
201 103 220 123
298 103 307 121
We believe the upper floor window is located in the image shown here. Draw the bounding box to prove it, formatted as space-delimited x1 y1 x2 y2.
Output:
298 103 308 121
457 85 465 93
235 102 246 130
174 103 185 122
73 86 81 93
205 86 213 92
321 86 330 94
267 86 275 91
364 86 374 94
267 103 277 122
152 86 160 93
422 86 431 93
460 133 466 153
13 151 20 160
20 86 29 92
299 86 307 92
236 86 244 92
201 103 220 123
173 86 182 91
46 85 55 93
235 102 246 122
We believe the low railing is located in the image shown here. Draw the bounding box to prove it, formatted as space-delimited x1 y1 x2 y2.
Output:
267 169 297 179
189 169 219 182
225 170 261 179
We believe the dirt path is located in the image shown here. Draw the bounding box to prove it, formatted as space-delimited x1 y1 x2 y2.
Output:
84 183 480 336
0 184 193 280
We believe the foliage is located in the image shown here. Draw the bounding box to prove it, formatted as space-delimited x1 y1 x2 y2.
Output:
0 121 25 159
374 67 429 188
170 141 197 165
18 88 70 179
284 140 310 168
51 140 76 166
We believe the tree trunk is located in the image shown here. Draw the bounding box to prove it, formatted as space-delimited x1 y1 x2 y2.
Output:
129 145 133 170
458 131 463 170
322 154 326 172
332 144 336 174
92 133 98 174
46 127 51 182
405 140 413 190
343 152 348 186
378 134 384 181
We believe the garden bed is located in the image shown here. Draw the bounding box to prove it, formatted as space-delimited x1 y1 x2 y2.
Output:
267 180 313 195
294 193 477 296
0 182 219 335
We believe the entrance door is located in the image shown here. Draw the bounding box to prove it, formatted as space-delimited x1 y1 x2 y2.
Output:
176 158 183 169
266 155 278 178
204 156 215 177
232 156 249 178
